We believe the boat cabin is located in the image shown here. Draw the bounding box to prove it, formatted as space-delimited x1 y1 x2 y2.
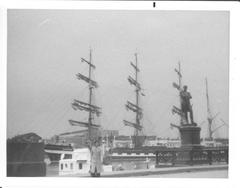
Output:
59 148 91 175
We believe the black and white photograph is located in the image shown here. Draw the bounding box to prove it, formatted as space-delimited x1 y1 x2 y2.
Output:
6 8 230 179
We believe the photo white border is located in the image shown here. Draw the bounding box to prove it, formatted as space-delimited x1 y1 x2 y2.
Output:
1 1 240 188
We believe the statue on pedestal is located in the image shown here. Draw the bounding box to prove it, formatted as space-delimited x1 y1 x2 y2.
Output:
171 63 201 148
180 85 194 125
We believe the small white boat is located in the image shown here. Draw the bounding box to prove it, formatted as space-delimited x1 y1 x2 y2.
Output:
59 147 112 176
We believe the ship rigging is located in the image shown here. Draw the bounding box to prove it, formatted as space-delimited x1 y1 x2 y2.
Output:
123 53 145 148
205 78 227 140
69 49 101 144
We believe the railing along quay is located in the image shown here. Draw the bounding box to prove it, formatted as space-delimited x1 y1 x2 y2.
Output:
110 146 228 166
155 146 228 166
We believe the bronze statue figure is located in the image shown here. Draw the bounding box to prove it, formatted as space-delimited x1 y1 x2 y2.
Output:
180 85 194 124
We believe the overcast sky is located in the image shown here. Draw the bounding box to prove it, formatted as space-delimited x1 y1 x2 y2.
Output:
7 10 229 139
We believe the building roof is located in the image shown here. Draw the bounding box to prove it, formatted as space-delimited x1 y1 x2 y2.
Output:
8 132 42 143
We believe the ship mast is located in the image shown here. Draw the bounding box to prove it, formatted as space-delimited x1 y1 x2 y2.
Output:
205 78 224 141
206 78 213 140
69 49 101 144
171 62 184 129
123 53 144 148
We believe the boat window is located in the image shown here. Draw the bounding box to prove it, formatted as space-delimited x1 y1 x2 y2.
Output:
65 164 68 168
70 163 73 170
61 164 63 170
79 163 82 169
63 154 72 159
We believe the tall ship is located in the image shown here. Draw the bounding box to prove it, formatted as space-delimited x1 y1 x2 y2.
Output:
44 49 108 175
201 78 228 147
56 50 113 175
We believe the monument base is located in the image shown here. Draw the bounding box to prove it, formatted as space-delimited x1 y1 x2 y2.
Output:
179 124 201 149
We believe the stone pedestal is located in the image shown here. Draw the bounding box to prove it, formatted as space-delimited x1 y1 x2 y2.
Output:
179 124 201 148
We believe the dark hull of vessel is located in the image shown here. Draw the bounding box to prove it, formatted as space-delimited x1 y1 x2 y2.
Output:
7 142 46 177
